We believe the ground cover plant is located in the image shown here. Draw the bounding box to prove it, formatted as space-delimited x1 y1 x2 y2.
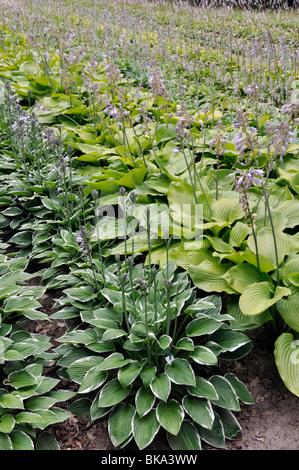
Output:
0 0 298 451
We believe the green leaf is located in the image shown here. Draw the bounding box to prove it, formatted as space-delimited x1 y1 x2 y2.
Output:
8 369 37 389
0 394 24 410
15 412 44 424
187 261 236 294
210 329 251 353
78 367 108 394
186 316 222 337
239 282 291 316
228 222 252 247
95 352 132 371
187 377 219 400
165 359 196 387
133 409 160 450
135 387 155 418
223 263 270 294
10 430 34 450
98 380 131 408
150 373 171 402
0 432 13 450
64 286 97 302
189 345 218 366
26 396 57 411
67 356 104 384
108 403 135 447
182 396 214 429
140 366 157 388
36 431 60 450
195 412 226 449
156 400 184 435
0 414 15 433
156 124 176 143
276 287 299 333
215 406 242 440
209 376 240 411
274 333 299 397
224 373 254 404
167 420 202 450
118 360 146 388
247 227 289 267
211 197 244 225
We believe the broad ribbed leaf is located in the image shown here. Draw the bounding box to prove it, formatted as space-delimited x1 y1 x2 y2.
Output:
215 406 242 440
150 373 171 402
98 380 131 408
67 356 104 384
0 394 24 410
0 414 15 433
165 359 196 387
224 373 254 404
135 387 155 418
133 409 160 450
182 396 214 429
190 346 218 366
156 400 184 435
0 432 13 450
209 376 240 411
167 420 202 450
239 282 291 316
276 287 299 333
247 227 289 267
187 377 219 400
274 333 299 397
10 430 34 450
95 353 132 371
78 367 108 394
195 412 226 449
36 432 60 450
108 403 135 447
118 360 146 388
186 316 222 337
210 329 250 352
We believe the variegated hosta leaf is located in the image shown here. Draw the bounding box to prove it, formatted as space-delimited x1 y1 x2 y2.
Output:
156 399 184 435
133 409 160 450
167 420 202 450
108 403 135 447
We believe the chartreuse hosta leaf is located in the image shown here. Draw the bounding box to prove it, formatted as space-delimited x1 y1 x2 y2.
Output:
276 287 299 333
247 227 290 267
274 333 299 397
223 263 270 294
187 261 236 294
239 282 291 316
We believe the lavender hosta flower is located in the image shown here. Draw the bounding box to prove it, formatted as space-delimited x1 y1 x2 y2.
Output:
147 67 168 100
76 225 95 255
267 121 296 163
209 132 228 156
229 167 264 193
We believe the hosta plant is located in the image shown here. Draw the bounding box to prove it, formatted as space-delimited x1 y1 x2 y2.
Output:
0 257 75 450
57 260 253 450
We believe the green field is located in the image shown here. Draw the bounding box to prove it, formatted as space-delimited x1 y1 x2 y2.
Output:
0 0 298 451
